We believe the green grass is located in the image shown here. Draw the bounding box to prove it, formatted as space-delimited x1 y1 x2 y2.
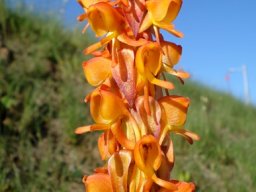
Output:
1 3 256 192
169 80 256 191
0 3 100 192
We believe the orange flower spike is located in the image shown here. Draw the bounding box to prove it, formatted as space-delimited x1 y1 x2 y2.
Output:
82 57 112 86
139 0 183 37
158 96 200 144
134 135 177 191
83 173 113 192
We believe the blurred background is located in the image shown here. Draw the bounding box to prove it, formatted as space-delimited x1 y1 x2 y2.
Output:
0 0 255 191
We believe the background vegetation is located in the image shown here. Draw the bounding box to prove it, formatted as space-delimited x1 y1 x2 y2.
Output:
0 2 255 192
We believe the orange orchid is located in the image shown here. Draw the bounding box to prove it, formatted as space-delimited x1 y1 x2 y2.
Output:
139 0 183 38
78 2 147 55
134 135 177 191
135 42 175 114
82 57 112 86
75 0 199 191
161 41 190 81
78 2 126 54
136 42 175 91
75 86 141 150
158 96 200 144
75 86 127 130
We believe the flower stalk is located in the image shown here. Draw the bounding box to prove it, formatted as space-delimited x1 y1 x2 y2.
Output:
76 0 199 191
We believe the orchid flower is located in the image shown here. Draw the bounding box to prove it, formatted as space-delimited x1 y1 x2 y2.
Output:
78 2 147 55
139 0 183 38
134 135 177 191
136 42 175 114
158 96 200 145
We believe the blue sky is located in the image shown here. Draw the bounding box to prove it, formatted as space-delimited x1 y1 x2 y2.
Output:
10 0 256 104
172 0 256 105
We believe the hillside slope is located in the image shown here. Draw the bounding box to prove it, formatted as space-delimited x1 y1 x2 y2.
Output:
0 4 255 192
171 81 256 191
0 4 99 192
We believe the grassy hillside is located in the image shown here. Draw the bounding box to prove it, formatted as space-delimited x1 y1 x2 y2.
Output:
171 80 256 191
1 3 256 192
0 3 99 192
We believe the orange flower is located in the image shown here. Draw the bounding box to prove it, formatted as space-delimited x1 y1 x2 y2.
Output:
139 0 183 37
136 42 174 114
161 41 190 80
75 87 128 134
78 2 147 55
158 96 200 144
134 135 177 191
79 2 126 54
76 86 141 150
136 42 174 90
82 57 112 86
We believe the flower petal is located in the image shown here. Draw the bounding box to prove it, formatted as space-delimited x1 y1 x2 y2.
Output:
162 41 182 68
158 180 196 192
75 124 109 134
87 2 125 36
111 120 136 150
112 48 136 107
83 57 112 86
98 130 119 160
135 96 162 138
159 96 190 127
155 21 183 38
108 150 132 192
90 89 128 124
134 135 162 176
117 34 148 47
139 12 153 33
152 174 177 191
83 173 113 192
146 0 173 22
146 70 175 90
